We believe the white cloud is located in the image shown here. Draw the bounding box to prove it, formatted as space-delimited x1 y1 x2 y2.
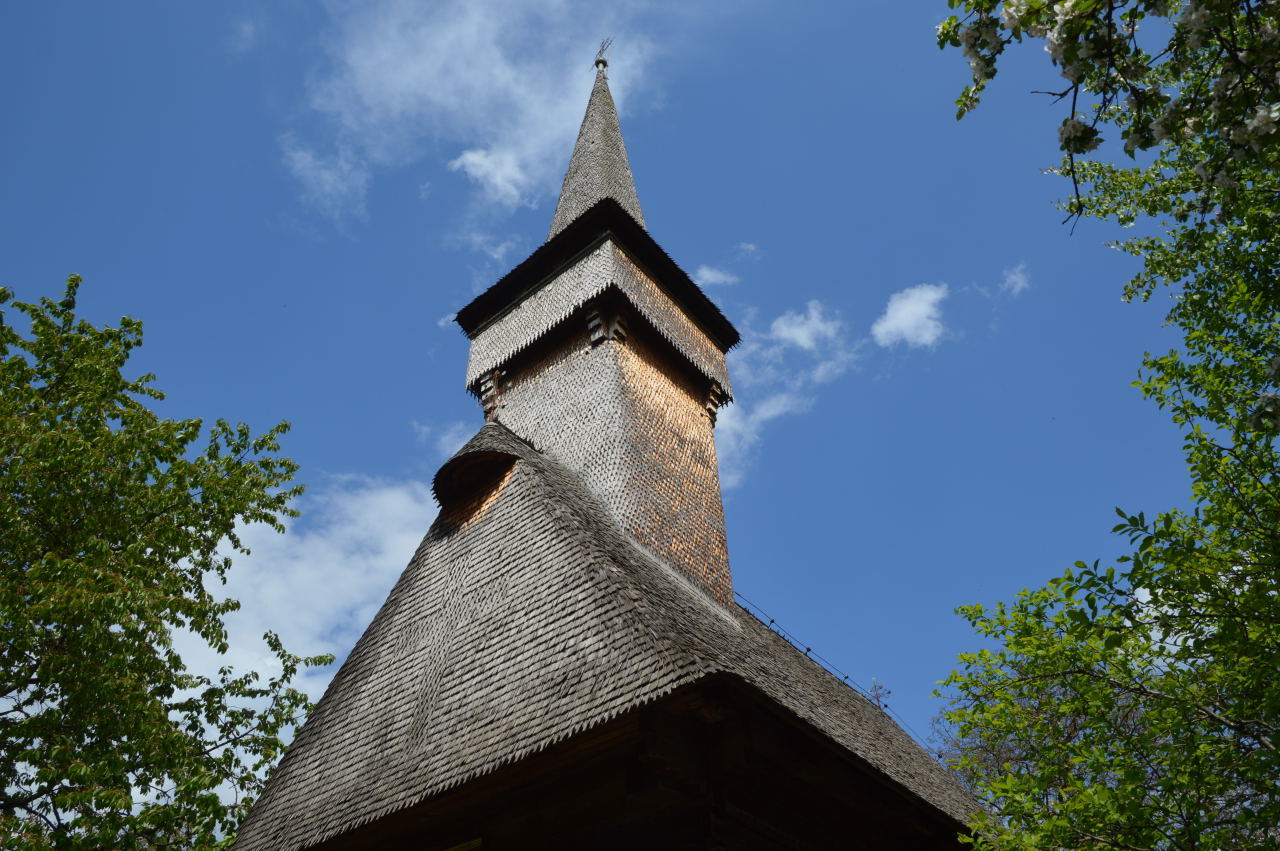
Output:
418 181 432 200
718 300 857 487
449 148 530 208
280 136 370 222
735 241 760 259
1001 261 1030 296
716 393 811 489
458 231 521 263
693 265 740 287
178 477 439 702
732 300 856 390
436 312 457 329
769 300 842 353
283 0 673 220
434 421 473 458
871 283 949 349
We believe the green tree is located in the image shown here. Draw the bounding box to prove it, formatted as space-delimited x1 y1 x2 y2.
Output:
0 277 332 849
934 1 1280 847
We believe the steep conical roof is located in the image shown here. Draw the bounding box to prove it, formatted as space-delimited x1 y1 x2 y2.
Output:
548 60 645 238
233 423 974 850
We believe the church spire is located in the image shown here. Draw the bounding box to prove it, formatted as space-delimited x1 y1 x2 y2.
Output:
233 50 976 851
548 56 646 239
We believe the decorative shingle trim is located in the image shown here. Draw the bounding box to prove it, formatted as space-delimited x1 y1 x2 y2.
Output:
455 198 739 352
465 240 732 395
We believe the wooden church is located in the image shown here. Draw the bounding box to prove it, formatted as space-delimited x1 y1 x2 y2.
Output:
234 57 973 850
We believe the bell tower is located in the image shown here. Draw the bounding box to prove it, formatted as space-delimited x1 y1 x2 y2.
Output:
234 54 973 851
455 57 739 603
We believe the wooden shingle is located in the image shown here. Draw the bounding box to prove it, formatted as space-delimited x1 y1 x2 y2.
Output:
234 424 973 850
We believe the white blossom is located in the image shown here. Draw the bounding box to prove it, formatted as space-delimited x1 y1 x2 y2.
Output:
1045 34 1066 63
1246 103 1280 135
1181 2 1209 31
961 24 983 59
1059 117 1101 152
1181 2 1209 48
960 17 1002 73
1053 0 1084 18
1001 0 1029 30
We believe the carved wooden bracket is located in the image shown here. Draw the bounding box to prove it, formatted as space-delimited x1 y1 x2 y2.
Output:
586 305 628 346
705 381 729 423
478 369 505 421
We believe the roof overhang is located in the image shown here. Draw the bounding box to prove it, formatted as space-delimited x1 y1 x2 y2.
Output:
454 198 740 352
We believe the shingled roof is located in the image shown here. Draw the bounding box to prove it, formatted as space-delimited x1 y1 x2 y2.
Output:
548 60 645 239
234 423 974 850
455 196 740 354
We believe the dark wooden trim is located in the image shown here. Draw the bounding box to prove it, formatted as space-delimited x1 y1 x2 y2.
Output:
454 198 740 351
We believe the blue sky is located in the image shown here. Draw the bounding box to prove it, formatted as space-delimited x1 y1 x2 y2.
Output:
2 2 1187 746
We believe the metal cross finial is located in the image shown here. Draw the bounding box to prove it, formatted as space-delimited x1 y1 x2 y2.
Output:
595 37 613 71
